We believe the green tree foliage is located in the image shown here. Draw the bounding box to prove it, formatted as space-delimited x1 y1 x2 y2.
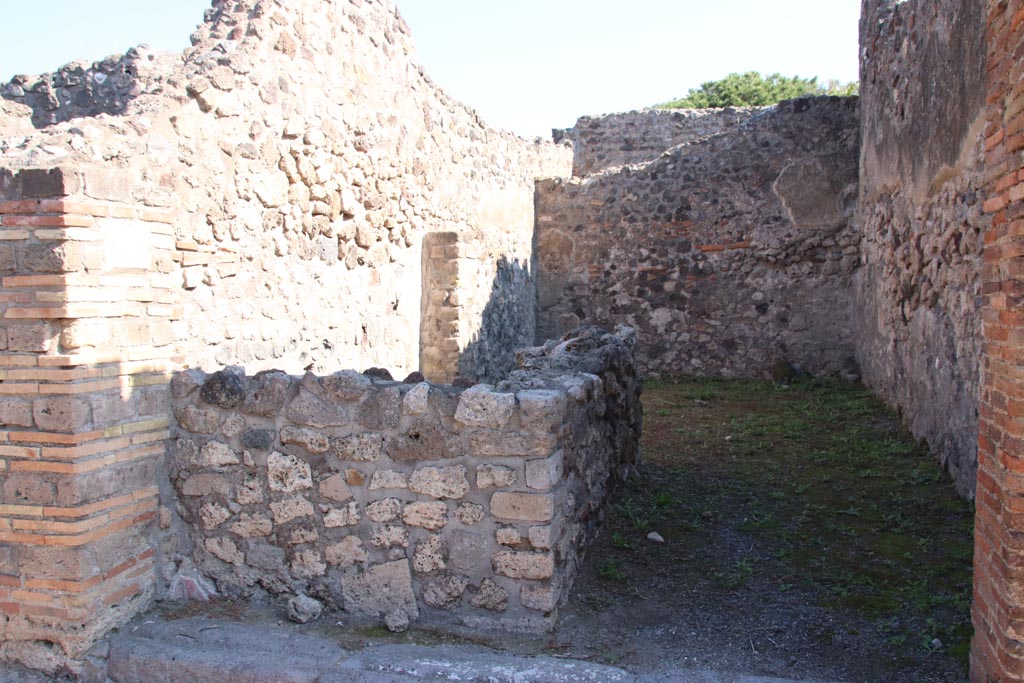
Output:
658 71 859 109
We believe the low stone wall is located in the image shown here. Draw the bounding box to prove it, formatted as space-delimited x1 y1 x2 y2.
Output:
167 326 641 632
553 107 764 177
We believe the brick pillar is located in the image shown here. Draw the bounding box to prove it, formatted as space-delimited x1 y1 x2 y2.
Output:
420 232 461 382
0 167 180 672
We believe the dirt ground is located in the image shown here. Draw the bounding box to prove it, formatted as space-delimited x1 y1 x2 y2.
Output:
157 377 973 683
546 377 974 683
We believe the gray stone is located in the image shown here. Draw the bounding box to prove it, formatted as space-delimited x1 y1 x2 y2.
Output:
175 405 220 434
106 619 343 683
243 371 294 417
287 390 349 428
325 536 368 567
200 371 246 409
199 440 240 469
423 573 468 609
385 419 458 461
319 370 373 401
356 386 402 430
455 385 515 429
341 560 419 619
471 578 509 612
241 429 275 451
287 593 323 624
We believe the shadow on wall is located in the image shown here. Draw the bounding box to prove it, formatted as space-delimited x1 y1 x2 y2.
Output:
457 257 536 384
418 232 539 386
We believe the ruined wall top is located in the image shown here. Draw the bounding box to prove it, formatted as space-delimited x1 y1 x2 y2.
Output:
0 0 571 377
554 106 766 177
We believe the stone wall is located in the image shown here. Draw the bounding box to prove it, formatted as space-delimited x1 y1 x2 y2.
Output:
537 97 860 379
854 0 988 497
554 107 763 177
0 0 572 672
0 0 572 382
1 47 182 129
168 326 641 632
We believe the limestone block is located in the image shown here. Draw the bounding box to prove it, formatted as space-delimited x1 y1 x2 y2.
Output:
516 390 567 432
356 385 402 430
385 419 458 461
525 454 564 491
403 382 431 415
33 396 90 432
341 559 419 619
366 498 403 523
492 551 555 580
466 431 556 458
199 441 240 469
408 465 470 500
319 474 353 502
221 413 246 439
287 390 349 428
246 542 287 572
369 470 408 490
289 528 319 545
412 535 446 573
229 513 273 538
370 525 410 549
326 536 368 567
476 464 515 489
332 433 383 462
471 579 509 612
455 385 515 428
199 502 231 530
324 502 361 528
0 398 33 428
490 492 554 523
528 526 553 550
521 583 559 612
252 172 289 207
402 501 448 530
455 502 484 526
320 370 372 400
345 469 366 486
496 527 521 546
7 321 54 353
237 475 265 504
291 549 327 579
281 426 330 454
424 573 468 609
175 405 220 434
205 537 244 565
180 474 232 497
267 451 313 492
270 496 315 524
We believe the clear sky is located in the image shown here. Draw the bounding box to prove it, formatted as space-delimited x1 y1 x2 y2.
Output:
0 0 861 138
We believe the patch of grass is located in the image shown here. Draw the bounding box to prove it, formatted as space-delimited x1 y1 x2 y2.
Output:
628 376 974 674
598 560 628 582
